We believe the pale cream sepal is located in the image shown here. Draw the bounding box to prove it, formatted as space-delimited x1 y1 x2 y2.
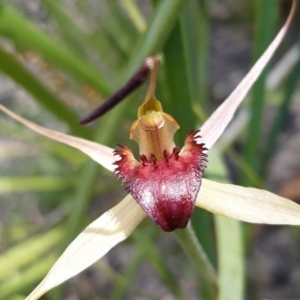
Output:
26 195 146 300
196 179 300 225
0 105 116 172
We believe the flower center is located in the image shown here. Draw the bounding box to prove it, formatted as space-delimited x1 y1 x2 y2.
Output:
114 56 208 232
130 57 179 161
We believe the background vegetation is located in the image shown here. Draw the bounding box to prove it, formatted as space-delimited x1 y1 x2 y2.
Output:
0 0 299 299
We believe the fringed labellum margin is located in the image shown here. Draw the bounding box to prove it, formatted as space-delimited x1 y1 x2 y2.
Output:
114 131 207 232
113 56 208 232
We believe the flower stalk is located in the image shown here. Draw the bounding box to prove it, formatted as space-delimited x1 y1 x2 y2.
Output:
174 222 218 297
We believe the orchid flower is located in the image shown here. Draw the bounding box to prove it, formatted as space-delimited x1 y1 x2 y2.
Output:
0 1 299 299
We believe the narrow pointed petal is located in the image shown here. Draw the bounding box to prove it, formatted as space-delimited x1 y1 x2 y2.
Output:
196 179 300 225
199 0 296 149
0 105 115 172
26 195 146 300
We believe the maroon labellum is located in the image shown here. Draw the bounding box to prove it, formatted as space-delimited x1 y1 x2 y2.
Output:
114 131 208 232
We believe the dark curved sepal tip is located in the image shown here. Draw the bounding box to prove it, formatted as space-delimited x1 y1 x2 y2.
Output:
80 57 155 125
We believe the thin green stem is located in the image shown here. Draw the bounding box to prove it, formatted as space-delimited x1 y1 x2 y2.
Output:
133 227 186 299
174 222 218 298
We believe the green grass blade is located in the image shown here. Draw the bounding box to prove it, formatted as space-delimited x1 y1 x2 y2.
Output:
163 20 196 142
104 0 138 47
38 141 87 168
95 5 133 64
0 255 57 300
191 208 215 267
41 0 113 63
133 228 185 299
260 57 300 178
214 216 243 300
240 0 278 186
120 0 146 33
0 47 92 138
196 0 210 114
0 176 72 193
206 148 244 300
227 147 264 188
41 0 90 58
0 5 110 95
0 227 63 280
180 0 209 119
110 251 143 300
97 261 160 300
126 0 187 77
